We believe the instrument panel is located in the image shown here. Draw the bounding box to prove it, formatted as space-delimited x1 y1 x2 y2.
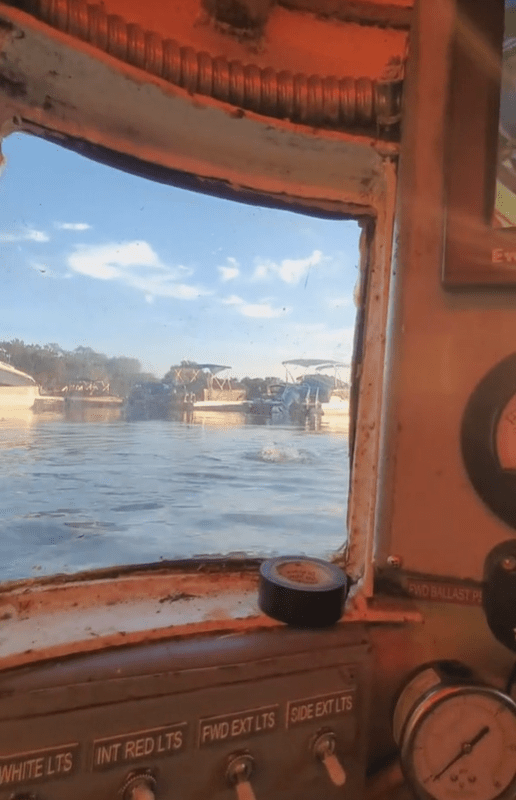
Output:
0 626 371 800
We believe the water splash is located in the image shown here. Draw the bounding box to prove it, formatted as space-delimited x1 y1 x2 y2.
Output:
249 445 312 463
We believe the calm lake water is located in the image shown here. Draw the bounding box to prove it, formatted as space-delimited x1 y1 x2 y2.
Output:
0 410 349 582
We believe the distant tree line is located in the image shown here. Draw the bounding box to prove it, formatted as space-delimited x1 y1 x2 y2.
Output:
0 340 155 397
1 346 341 401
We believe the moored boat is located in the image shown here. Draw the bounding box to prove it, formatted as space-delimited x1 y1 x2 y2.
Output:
193 399 250 411
0 361 40 410
283 359 350 418
320 392 350 416
62 379 123 407
190 365 248 412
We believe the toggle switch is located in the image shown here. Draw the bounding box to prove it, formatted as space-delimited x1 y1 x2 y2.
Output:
226 752 257 800
312 730 347 787
120 769 157 800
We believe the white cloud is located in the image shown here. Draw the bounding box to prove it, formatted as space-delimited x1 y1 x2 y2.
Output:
2 228 49 243
327 294 353 310
55 222 91 231
218 257 240 282
253 262 272 281
253 250 323 285
67 240 208 300
159 283 206 300
219 266 240 281
221 293 289 318
27 229 49 242
221 295 244 306
279 250 323 284
240 302 290 319
68 241 160 279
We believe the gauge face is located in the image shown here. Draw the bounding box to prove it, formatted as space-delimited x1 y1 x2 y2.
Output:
495 392 516 470
410 690 516 800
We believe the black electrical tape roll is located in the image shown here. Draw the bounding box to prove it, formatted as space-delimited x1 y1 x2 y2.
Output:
258 556 348 628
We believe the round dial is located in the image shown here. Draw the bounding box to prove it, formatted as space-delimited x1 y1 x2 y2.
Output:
495 393 516 470
461 352 516 529
409 689 516 800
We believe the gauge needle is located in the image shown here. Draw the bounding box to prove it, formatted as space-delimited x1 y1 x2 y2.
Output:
432 726 491 781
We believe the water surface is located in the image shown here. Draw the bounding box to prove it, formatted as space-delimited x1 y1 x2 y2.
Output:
0 410 349 581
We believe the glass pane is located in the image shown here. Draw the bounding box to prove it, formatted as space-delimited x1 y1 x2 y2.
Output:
0 133 360 581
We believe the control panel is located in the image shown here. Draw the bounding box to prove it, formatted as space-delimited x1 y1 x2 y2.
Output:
0 626 370 800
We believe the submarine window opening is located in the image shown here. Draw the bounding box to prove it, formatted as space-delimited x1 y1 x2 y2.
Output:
0 131 362 583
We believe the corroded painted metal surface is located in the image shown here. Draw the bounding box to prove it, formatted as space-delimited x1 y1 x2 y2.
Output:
374 0 516 583
345 157 397 588
0 3 395 214
22 0 403 132
0 567 420 668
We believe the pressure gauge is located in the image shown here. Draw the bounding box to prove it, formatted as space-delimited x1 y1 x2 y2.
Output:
393 662 516 800
461 352 516 529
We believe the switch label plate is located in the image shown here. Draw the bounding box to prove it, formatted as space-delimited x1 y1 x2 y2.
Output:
91 724 187 770
286 690 355 728
198 705 279 747
0 743 79 786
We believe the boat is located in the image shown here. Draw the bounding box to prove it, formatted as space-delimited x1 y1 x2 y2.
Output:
124 381 178 420
186 365 248 412
281 359 351 418
189 409 248 427
320 392 350 417
193 399 249 411
125 365 248 419
0 360 40 410
313 364 350 418
62 379 123 407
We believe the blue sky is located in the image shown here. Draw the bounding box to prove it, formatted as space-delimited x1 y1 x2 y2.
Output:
1 133 360 379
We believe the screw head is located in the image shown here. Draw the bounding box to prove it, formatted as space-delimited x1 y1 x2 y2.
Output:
387 555 402 568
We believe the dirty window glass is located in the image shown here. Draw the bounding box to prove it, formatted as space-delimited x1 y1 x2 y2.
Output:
0 133 360 581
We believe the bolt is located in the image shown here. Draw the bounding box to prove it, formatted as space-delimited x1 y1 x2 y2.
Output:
387 555 402 568
501 556 516 572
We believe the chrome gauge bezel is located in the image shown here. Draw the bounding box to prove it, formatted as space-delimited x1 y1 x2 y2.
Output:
399 684 516 800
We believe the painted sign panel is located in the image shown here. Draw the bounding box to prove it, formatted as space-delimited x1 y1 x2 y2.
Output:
91 724 187 770
198 705 278 747
286 690 355 728
406 578 483 606
0 744 79 787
